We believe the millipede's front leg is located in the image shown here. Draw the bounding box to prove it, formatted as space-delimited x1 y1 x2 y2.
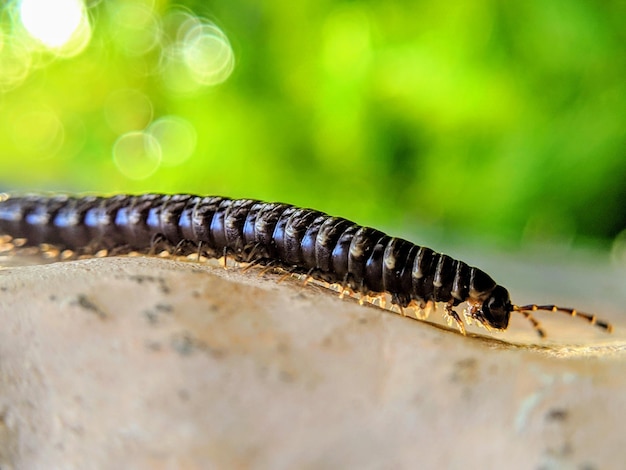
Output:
444 303 466 335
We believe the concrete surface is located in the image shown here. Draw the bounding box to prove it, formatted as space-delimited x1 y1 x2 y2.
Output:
0 251 625 470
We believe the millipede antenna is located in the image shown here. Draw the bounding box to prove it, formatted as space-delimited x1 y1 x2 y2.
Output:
513 304 613 337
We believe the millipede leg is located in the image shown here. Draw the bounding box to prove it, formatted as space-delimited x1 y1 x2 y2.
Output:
241 258 264 273
258 262 277 277
221 247 229 269
444 304 466 336
424 300 434 319
338 273 351 300
462 307 474 326
149 233 167 256
242 242 267 264
108 244 132 256
410 300 428 320
173 239 192 256
391 294 407 316
357 280 367 304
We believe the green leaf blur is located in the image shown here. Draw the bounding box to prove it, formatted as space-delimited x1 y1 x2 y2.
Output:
1 0 624 248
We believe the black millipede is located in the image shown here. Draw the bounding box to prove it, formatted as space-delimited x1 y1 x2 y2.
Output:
0 193 614 337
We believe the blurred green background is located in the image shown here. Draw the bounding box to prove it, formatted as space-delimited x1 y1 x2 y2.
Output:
0 0 624 253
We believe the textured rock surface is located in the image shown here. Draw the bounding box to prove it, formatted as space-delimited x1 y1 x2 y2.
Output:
0 255 624 469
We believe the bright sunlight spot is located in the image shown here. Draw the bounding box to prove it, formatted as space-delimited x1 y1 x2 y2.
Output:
19 0 87 49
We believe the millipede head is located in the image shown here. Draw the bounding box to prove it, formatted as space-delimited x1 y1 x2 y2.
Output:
468 287 614 338
512 303 614 338
470 285 513 331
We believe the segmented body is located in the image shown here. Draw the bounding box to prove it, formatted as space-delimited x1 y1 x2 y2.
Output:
0 193 613 336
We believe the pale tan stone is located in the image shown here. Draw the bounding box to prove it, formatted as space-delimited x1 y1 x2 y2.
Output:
0 256 624 469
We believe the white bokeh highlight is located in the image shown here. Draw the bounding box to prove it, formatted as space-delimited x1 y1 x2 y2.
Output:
19 0 91 56
160 10 235 93
113 131 162 180
148 116 197 167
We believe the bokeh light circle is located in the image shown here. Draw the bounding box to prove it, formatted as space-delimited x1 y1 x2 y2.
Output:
104 89 154 134
182 22 235 86
175 13 202 44
0 38 32 91
19 0 92 57
110 3 161 56
112 131 162 180
159 10 236 92
147 116 197 167
11 108 65 159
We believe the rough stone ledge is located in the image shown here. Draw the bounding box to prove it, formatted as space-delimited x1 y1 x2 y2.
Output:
0 256 624 469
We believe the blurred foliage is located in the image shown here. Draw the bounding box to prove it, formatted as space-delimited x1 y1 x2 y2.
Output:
0 0 624 248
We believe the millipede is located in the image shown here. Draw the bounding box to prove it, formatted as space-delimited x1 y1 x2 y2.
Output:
0 193 614 338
